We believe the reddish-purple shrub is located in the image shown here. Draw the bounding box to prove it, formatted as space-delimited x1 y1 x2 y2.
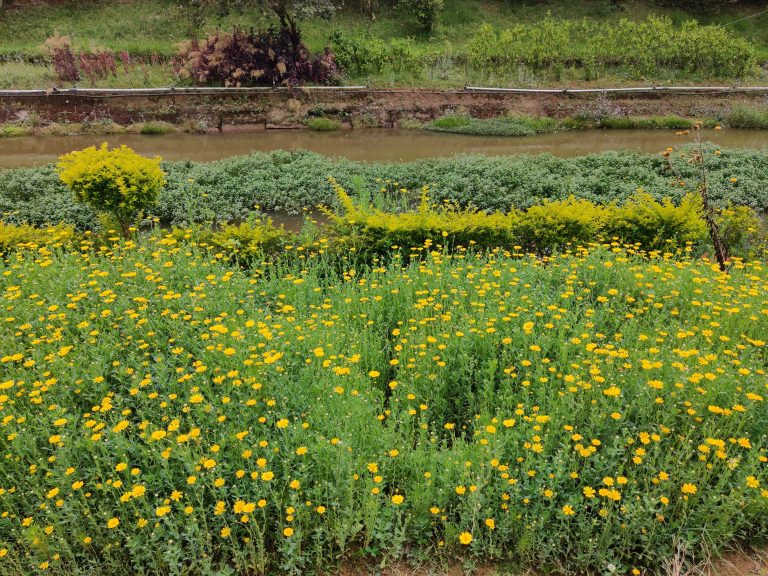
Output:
78 51 118 83
118 51 132 73
51 45 80 82
43 36 80 82
175 28 341 87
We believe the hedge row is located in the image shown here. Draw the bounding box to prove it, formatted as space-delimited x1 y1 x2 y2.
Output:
1 146 767 229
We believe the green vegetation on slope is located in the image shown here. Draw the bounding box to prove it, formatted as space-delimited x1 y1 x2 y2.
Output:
0 0 767 87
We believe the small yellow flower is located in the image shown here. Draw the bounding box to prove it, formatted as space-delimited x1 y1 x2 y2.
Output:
391 494 404 505
107 517 119 529
459 532 473 545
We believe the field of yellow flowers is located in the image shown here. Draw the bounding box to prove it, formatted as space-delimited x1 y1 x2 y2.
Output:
0 236 766 576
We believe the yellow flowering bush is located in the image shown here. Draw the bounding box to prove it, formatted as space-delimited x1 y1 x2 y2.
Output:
0 221 75 256
164 218 289 262
56 144 165 237
325 180 754 258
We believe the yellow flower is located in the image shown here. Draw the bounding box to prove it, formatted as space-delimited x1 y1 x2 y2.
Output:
283 527 294 537
107 517 119 529
221 526 231 538
484 518 495 530
681 483 697 495
391 494 404 505
459 532 473 545
562 505 575 516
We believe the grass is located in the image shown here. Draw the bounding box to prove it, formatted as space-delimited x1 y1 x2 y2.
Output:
727 105 768 129
139 121 176 135
307 117 342 131
427 114 559 136
0 124 30 137
423 113 715 136
0 0 768 87
0 227 766 575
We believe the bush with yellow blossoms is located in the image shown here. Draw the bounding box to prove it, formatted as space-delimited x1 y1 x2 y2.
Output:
56 143 165 237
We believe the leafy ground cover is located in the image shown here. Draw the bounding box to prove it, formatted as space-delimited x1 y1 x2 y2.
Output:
0 230 766 575
2 145 768 228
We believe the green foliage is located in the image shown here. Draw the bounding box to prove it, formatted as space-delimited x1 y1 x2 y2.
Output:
307 117 342 131
325 182 722 256
598 115 696 130
427 114 559 136
717 205 768 259
405 0 444 31
56 144 166 236
329 32 421 76
139 121 175 135
1 237 767 575
166 217 290 260
0 221 75 256
467 16 757 78
726 105 768 129
0 124 30 137
5 146 768 229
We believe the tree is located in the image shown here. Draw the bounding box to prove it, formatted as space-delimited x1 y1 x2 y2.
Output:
181 0 341 35
407 0 443 31
57 144 166 238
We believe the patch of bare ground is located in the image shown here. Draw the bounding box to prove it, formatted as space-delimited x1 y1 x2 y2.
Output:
326 548 768 576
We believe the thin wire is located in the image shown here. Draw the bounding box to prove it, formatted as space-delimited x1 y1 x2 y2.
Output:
721 7 768 26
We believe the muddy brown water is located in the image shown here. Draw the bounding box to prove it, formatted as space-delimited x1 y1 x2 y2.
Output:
2 128 768 169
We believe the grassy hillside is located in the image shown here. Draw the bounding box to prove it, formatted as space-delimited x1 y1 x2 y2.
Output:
0 0 767 87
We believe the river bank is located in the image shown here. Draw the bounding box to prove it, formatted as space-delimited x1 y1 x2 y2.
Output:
2 86 768 134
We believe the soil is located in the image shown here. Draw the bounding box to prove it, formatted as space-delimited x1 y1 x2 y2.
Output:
1 87 768 132
326 548 768 576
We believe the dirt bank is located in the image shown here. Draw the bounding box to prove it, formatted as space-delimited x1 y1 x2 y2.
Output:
2 87 768 132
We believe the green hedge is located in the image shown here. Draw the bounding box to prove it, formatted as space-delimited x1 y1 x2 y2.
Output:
1 146 768 229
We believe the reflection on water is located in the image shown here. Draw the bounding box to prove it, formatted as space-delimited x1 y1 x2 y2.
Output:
1 128 767 168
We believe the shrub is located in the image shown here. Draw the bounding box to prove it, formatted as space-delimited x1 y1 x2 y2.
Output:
329 32 421 76
603 192 707 250
56 144 166 237
175 27 341 87
307 117 342 131
405 0 444 31
42 34 124 84
717 205 768 259
6 147 768 229
43 34 80 82
0 221 75 256
165 217 289 261
325 181 719 257
467 16 757 78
